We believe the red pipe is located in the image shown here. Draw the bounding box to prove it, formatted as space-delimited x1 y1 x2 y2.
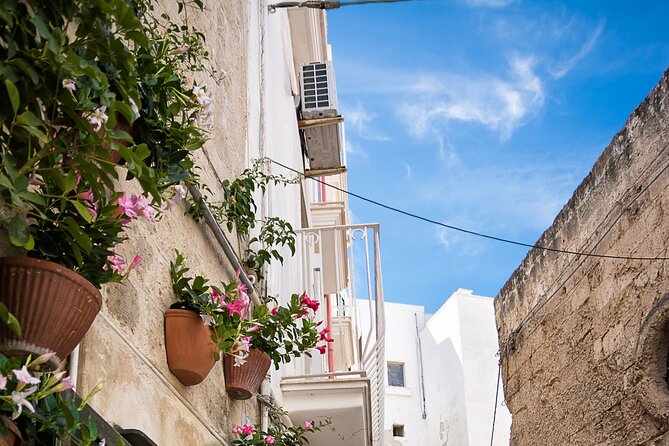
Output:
325 293 335 374
320 175 327 202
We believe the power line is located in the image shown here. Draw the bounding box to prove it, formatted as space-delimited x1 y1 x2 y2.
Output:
268 158 669 261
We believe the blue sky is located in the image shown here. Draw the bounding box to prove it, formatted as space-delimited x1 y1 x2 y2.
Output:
327 0 669 312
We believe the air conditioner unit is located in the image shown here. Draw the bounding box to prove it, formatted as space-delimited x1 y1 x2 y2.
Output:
300 61 338 119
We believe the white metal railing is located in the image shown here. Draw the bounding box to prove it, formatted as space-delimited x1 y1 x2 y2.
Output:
293 223 385 445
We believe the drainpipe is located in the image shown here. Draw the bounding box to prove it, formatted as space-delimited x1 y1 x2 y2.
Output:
325 294 335 373
187 184 260 305
69 345 80 389
415 313 427 419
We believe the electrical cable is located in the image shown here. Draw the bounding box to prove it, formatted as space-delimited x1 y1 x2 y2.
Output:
268 158 669 261
490 362 501 446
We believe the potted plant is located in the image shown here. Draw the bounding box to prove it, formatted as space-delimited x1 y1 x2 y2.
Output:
167 252 253 386
222 292 331 401
0 352 101 445
230 404 332 446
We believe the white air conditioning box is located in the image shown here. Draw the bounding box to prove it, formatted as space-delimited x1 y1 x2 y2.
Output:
300 61 338 119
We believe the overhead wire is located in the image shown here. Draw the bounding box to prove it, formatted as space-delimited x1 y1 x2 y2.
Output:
268 158 669 262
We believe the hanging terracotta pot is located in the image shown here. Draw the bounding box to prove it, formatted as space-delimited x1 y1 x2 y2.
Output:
0 415 22 446
164 308 217 386
0 257 102 370
223 348 271 400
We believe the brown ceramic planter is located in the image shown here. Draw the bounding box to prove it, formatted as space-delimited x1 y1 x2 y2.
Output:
164 309 217 386
223 348 271 400
0 415 21 446
0 257 102 369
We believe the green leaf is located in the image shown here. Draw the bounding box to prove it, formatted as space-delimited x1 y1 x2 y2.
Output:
0 301 21 337
8 216 30 247
71 200 93 223
63 217 92 253
4 79 19 116
30 15 51 39
64 171 78 193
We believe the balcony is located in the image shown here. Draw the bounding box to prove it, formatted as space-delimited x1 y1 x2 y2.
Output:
281 224 386 446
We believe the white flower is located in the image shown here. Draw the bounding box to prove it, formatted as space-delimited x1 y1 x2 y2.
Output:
62 78 76 92
129 98 140 119
87 106 109 131
192 85 211 106
200 314 212 326
165 184 188 210
0 374 6 390
11 387 37 419
233 354 248 367
99 439 106 446
13 365 40 385
60 376 75 391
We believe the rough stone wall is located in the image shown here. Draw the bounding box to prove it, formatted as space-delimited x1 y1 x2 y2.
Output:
495 68 669 446
75 2 259 445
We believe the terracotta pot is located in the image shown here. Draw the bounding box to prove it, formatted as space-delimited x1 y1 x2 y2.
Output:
0 415 21 446
0 257 102 370
223 348 271 400
164 309 217 386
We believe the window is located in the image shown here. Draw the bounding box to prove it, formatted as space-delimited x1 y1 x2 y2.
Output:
387 362 405 387
392 425 405 437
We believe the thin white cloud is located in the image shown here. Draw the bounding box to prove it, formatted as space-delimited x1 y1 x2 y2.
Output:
551 20 605 79
402 161 412 180
344 138 368 162
398 55 544 140
342 102 389 141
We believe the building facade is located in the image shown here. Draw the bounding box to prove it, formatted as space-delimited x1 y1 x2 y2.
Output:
361 289 511 446
495 69 669 445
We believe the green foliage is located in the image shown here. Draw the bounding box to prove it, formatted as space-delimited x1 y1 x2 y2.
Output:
0 354 102 445
244 217 296 281
230 404 332 446
249 294 322 369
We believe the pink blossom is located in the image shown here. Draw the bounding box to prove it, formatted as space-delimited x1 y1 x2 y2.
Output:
303 420 314 430
247 324 260 332
265 435 276 444
209 289 224 307
128 255 142 271
270 307 279 316
33 351 56 366
135 195 157 222
232 426 243 435
241 424 255 435
316 345 327 355
107 255 126 273
115 193 138 220
301 293 320 312
319 328 335 343
60 376 75 391
13 366 40 385
0 375 6 390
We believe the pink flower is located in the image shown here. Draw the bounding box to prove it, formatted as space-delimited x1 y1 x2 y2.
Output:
247 324 260 332
232 426 243 435
225 298 247 318
60 376 75 391
316 345 327 355
264 435 276 444
270 307 279 316
13 366 40 385
241 424 255 435
135 195 157 222
107 255 126 273
128 255 142 272
115 193 138 220
301 293 320 312
209 289 224 307
319 328 335 343
303 420 314 430
0 375 6 390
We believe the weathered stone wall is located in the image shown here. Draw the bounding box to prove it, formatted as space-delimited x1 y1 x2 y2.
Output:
75 2 259 444
495 68 669 446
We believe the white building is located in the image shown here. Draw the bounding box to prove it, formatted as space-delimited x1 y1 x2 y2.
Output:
359 289 511 445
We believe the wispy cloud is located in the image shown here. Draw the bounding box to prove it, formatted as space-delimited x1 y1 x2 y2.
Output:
344 138 368 162
550 20 605 79
398 55 544 140
401 160 412 180
342 102 389 141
